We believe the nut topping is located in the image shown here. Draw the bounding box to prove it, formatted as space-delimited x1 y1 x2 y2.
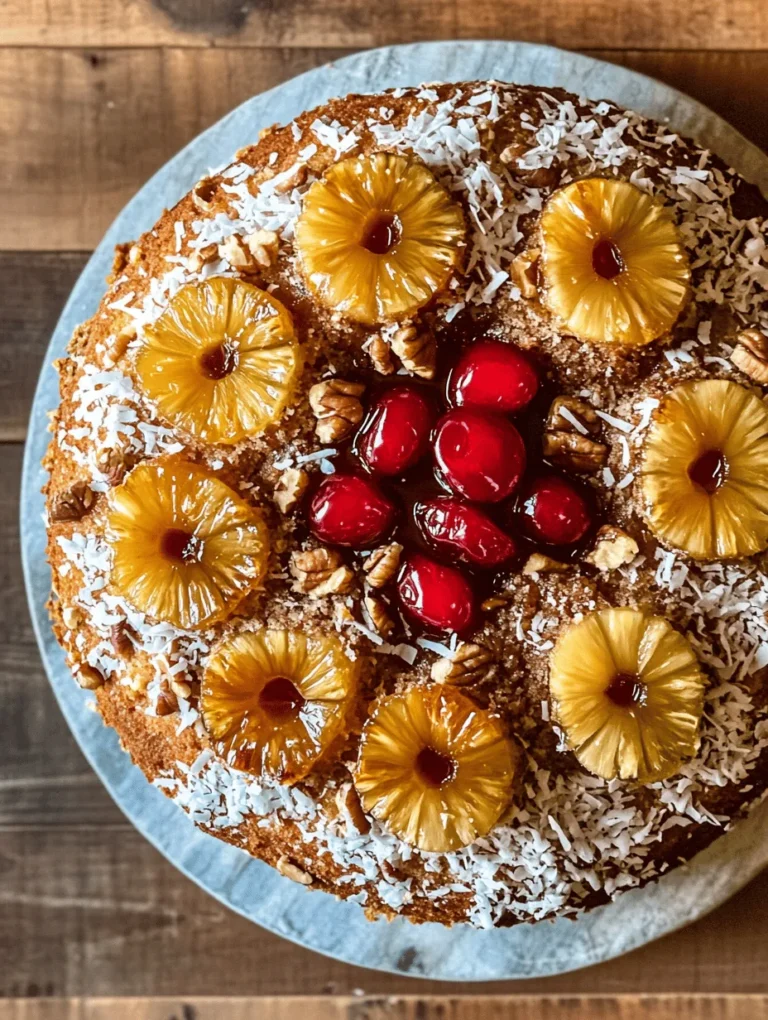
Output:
585 525 639 571
364 594 394 637
511 248 540 299
50 481 97 523
335 782 371 835
76 664 105 690
244 229 280 269
110 622 135 657
192 177 217 213
308 378 365 444
96 445 132 487
431 642 494 685
185 243 219 274
155 688 179 717
276 855 313 885
522 553 570 575
367 334 395 375
731 328 768 384
547 396 601 435
291 546 354 596
274 467 309 514
218 234 256 271
363 542 403 588
543 430 609 473
274 163 308 195
390 325 436 380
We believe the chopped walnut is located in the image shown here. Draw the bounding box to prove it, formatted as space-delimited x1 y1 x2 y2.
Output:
291 547 353 596
731 328 768 384
499 142 525 165
127 244 143 266
547 396 601 436
334 602 355 629
185 243 219 274
244 228 280 269
192 177 217 213
62 606 83 630
511 248 540 299
367 334 395 375
431 642 494 685
218 234 256 271
108 324 137 365
109 243 131 281
364 595 394 637
363 542 402 588
335 782 370 835
110 622 135 657
585 525 639 572
50 481 97 523
274 163 308 195
522 553 570 575
170 676 192 701
155 688 179 717
390 325 436 380
76 664 104 690
96 444 132 487
543 431 609 473
276 856 313 885
308 378 365 444
274 467 309 514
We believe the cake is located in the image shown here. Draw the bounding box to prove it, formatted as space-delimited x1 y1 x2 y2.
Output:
43 79 768 928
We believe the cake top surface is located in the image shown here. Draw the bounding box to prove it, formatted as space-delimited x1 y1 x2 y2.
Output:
44 79 768 928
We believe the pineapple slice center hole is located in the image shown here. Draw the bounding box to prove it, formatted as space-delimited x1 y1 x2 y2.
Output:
259 675 306 720
200 340 239 380
605 672 647 709
360 212 402 255
688 448 729 494
592 238 624 280
160 528 203 563
415 746 456 788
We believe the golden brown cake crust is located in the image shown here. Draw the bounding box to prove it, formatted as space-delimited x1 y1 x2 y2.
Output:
44 80 768 928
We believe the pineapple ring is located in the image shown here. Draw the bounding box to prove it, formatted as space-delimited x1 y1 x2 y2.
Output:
549 608 705 784
136 278 302 445
641 379 768 559
354 685 517 852
106 460 269 630
295 152 465 325
539 178 690 346
201 629 360 783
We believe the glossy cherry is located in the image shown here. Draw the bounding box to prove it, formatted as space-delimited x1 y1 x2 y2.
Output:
397 553 475 635
519 475 592 546
308 474 396 548
448 338 539 413
433 408 526 503
357 384 434 476
415 497 516 567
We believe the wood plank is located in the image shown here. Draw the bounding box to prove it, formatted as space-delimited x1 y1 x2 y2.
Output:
1 0 767 51
0 253 87 442
3 997 768 1020
2 49 768 254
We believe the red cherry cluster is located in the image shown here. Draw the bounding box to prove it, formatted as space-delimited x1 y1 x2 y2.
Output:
307 337 594 635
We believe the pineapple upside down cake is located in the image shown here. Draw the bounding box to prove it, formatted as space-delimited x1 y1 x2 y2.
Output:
44 81 768 928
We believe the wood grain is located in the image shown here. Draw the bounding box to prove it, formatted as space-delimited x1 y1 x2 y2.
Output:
3 997 768 1019
1 0 767 50
2 48 768 253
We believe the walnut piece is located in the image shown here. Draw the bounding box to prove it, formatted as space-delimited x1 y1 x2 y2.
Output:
364 594 394 637
431 642 494 685
543 431 609 473
76 664 104 690
390 325 436 380
155 688 179 717
276 856 313 885
547 396 601 436
522 553 570 575
62 606 84 630
291 546 354 596
110 622 135 657
274 467 309 514
274 163 308 195
336 782 371 835
218 234 256 271
244 229 280 269
308 379 365 444
731 328 768 384
185 243 219 274
367 334 395 375
96 445 132 487
363 543 403 588
192 176 217 213
50 481 97 523
511 248 540 299
107 323 137 365
585 525 639 572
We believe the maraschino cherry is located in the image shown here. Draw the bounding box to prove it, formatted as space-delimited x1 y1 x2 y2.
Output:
415 497 516 567
397 553 475 634
433 408 526 502
357 384 434 476
520 475 592 546
448 338 539 413
309 474 395 547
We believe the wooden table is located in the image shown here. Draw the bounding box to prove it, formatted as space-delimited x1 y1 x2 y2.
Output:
2 1 768 1015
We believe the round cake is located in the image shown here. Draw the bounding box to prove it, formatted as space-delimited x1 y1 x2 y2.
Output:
44 79 768 928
